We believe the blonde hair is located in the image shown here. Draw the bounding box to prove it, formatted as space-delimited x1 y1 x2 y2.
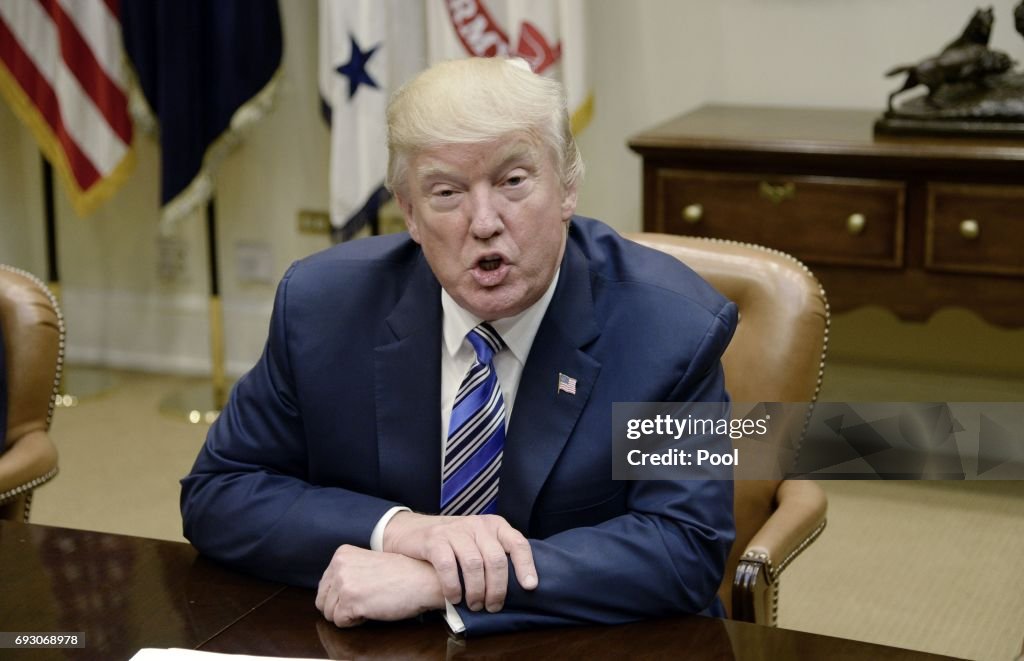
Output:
386 57 583 196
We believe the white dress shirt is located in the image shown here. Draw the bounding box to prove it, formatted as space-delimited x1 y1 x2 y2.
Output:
369 269 561 632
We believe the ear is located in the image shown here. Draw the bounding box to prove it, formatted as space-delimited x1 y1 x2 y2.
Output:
396 192 421 243
560 182 578 221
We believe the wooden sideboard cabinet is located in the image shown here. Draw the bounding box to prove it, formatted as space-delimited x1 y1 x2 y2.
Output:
628 105 1024 328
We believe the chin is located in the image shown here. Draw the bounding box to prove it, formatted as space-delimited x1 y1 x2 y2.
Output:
465 296 523 321
468 304 514 322
456 280 536 320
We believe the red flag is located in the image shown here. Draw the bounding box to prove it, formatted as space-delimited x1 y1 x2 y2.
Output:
427 0 593 134
0 0 134 217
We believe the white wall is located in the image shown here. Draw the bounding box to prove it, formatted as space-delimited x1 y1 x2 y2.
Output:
575 0 722 227
1 0 1022 377
578 0 1024 231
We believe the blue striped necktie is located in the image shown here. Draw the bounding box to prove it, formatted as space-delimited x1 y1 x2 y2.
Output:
441 323 506 516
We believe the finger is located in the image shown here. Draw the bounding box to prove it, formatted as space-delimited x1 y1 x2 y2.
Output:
332 605 363 628
474 532 509 612
325 587 363 628
427 541 464 605
498 526 538 590
314 571 331 612
338 615 365 628
448 533 486 610
318 583 337 621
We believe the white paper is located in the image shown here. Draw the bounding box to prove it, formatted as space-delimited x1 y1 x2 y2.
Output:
129 649 324 661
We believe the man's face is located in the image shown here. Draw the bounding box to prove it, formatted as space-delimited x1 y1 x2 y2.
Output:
397 134 578 321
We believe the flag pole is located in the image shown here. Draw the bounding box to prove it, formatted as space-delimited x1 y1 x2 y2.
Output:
205 198 228 410
39 155 118 406
41 157 59 299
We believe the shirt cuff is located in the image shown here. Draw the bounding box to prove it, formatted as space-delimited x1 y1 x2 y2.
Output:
444 600 467 634
369 505 410 552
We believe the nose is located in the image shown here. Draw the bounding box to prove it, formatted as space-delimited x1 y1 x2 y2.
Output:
468 188 503 239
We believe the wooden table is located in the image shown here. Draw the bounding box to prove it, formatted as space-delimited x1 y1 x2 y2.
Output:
628 105 1024 328
0 521 959 660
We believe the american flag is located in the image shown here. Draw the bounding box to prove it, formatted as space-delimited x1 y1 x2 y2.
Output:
0 0 134 217
558 372 577 395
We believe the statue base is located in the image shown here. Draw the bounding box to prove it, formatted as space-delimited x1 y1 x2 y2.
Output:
875 72 1024 138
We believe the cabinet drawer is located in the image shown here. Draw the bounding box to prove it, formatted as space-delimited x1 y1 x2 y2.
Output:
926 183 1024 277
654 170 905 268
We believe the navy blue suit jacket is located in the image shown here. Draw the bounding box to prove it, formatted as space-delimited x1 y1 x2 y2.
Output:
181 217 737 635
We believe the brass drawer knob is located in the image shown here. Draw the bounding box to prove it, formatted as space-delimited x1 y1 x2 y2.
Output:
846 213 866 235
959 219 980 240
682 203 704 223
759 181 795 204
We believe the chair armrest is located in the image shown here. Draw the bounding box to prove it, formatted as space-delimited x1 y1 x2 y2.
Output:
732 480 827 625
0 429 59 506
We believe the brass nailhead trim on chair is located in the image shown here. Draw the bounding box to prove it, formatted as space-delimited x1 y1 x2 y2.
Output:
677 237 830 629
0 466 60 505
0 264 66 429
775 519 828 577
740 518 828 586
1 265 66 522
681 236 830 400
675 236 830 470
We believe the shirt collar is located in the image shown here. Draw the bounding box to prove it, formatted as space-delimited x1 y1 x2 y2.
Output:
441 268 561 364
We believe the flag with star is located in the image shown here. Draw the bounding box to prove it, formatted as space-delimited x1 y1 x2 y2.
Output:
319 0 425 241
426 0 593 134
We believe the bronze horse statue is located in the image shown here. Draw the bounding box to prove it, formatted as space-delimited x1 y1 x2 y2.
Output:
940 5 994 50
885 6 1014 110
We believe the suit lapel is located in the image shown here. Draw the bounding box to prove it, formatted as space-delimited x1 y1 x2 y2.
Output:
375 254 443 514
499 236 602 532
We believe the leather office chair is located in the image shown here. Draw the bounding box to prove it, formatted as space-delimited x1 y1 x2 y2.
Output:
627 233 829 626
0 265 63 522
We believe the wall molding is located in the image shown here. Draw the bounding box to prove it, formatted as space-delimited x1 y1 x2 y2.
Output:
60 287 273 377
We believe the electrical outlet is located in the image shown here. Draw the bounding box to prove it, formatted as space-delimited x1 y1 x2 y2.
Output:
297 209 331 235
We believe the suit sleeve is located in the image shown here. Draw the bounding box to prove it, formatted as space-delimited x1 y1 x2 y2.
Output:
457 302 738 635
180 266 400 588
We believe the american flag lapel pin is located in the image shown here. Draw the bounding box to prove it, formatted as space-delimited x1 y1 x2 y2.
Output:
557 372 577 395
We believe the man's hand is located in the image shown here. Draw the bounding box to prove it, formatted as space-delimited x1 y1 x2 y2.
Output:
315 545 444 627
382 512 538 613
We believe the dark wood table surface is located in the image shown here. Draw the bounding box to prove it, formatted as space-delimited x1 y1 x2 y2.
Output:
1 521 961 660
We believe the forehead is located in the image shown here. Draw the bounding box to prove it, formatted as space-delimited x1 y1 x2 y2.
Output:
410 134 550 181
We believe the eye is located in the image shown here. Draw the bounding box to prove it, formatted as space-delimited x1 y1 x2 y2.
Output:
429 185 461 209
431 186 457 199
505 174 527 187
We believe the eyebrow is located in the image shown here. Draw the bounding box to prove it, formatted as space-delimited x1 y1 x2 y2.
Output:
415 142 540 187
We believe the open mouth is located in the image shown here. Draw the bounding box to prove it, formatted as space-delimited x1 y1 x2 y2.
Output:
477 256 503 272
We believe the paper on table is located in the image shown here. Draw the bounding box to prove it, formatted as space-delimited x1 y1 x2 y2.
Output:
129 649 324 661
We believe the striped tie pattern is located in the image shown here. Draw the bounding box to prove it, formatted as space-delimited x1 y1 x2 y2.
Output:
441 323 506 516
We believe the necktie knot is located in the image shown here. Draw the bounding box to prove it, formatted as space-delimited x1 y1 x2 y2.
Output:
467 323 503 364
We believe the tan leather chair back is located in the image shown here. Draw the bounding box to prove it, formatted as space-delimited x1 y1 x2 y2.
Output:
627 233 828 619
628 234 828 403
0 266 63 521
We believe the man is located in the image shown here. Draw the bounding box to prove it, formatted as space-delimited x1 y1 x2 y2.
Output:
181 57 737 636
